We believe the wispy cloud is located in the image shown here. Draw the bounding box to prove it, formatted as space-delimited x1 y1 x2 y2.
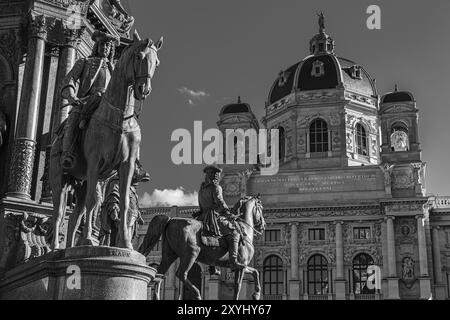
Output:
139 187 198 207
178 86 210 105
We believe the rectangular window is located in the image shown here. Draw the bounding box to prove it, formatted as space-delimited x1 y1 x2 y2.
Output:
308 228 325 241
353 227 371 240
265 230 281 242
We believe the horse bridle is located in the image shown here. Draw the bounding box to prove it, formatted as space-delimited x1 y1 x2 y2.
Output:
131 45 158 119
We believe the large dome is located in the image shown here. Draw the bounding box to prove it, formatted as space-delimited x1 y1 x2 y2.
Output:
268 54 377 105
268 20 377 105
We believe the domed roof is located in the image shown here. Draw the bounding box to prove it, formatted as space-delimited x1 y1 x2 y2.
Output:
381 85 414 103
268 54 377 105
220 97 252 115
267 14 377 105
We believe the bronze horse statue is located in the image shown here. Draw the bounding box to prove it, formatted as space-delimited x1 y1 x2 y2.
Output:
139 196 266 300
49 31 163 250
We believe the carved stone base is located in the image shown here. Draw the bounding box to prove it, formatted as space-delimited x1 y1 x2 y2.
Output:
386 277 400 299
0 246 156 300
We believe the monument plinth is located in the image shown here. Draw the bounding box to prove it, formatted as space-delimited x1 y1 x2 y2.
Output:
0 246 156 300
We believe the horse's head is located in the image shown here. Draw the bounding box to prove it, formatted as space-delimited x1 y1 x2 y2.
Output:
238 195 265 235
126 30 163 101
251 196 266 234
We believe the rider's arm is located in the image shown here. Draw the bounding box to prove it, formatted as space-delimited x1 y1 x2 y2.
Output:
213 184 230 215
61 58 86 104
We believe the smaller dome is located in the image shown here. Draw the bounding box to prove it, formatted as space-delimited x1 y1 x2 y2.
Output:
220 97 251 115
381 85 414 103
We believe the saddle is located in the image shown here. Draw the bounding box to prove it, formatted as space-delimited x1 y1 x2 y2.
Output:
200 231 228 248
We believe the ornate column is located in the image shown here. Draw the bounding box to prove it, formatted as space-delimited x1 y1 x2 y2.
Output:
416 214 432 299
431 226 443 283
431 226 447 299
290 112 297 160
7 14 52 200
385 216 399 299
334 221 346 300
289 222 299 299
41 25 84 202
51 26 84 137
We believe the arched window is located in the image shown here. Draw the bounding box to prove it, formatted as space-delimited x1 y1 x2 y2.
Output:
356 123 368 156
278 126 285 161
307 254 328 295
352 253 375 294
263 255 283 297
309 119 328 153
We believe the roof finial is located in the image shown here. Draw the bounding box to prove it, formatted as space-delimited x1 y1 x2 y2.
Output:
394 84 398 92
237 96 241 103
317 11 325 32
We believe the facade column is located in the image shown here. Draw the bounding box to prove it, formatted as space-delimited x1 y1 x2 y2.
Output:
290 112 298 160
386 216 399 299
41 26 83 202
7 14 51 200
334 221 346 300
431 227 443 283
416 214 432 299
431 226 447 300
289 222 299 299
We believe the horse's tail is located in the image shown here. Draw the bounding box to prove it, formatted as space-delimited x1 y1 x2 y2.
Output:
138 215 171 256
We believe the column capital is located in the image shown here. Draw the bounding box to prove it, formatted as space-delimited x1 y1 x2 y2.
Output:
29 14 55 41
415 214 425 220
384 215 395 222
333 220 344 225
432 225 441 231
62 25 86 48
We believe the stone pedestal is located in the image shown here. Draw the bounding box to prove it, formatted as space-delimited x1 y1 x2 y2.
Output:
0 246 156 300
418 277 432 300
334 279 346 300
289 280 300 300
207 275 220 300
386 277 400 299
433 284 447 300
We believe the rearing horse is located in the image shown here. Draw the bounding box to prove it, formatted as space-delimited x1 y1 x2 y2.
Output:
49 31 163 250
139 196 266 300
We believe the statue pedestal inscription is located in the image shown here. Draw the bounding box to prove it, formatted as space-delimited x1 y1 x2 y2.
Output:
0 246 156 300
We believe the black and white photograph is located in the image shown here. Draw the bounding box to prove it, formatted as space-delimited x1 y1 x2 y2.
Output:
0 0 449 311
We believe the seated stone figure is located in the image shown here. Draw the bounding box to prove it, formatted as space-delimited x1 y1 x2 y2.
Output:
98 166 149 247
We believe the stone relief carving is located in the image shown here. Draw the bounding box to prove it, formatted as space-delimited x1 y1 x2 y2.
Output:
392 168 415 189
401 257 416 288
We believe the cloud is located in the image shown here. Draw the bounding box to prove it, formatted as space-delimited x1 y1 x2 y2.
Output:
178 86 210 105
139 187 198 207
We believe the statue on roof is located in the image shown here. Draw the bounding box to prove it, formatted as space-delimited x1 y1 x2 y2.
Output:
101 0 135 35
317 11 325 32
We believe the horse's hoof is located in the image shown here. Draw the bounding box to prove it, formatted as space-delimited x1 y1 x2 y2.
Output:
118 240 133 250
80 238 95 246
252 292 261 300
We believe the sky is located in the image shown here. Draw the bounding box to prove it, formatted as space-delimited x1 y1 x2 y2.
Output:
120 0 450 206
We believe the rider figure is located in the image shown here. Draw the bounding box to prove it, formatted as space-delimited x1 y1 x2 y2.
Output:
197 165 245 274
60 30 149 180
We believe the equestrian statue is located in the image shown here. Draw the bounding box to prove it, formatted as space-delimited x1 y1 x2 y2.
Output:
49 30 162 250
139 165 266 300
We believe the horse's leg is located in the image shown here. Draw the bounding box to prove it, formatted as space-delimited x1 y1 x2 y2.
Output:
66 183 87 248
233 268 246 300
51 182 68 250
176 247 201 300
81 169 99 245
117 158 135 250
244 266 261 300
154 232 178 300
